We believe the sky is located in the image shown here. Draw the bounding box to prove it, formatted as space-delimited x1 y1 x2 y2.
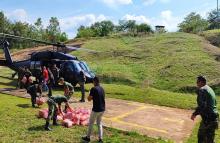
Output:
0 0 217 38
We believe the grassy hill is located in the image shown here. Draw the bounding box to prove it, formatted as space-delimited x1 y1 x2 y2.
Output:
200 29 220 48
73 32 220 94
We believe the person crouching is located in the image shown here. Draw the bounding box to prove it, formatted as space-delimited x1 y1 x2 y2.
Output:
45 96 70 131
27 83 42 108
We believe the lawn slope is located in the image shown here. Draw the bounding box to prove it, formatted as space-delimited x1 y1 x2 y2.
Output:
73 32 220 94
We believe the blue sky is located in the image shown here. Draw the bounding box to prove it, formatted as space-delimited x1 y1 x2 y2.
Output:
0 0 217 38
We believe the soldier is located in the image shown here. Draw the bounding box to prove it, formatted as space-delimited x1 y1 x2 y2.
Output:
24 67 32 89
78 71 86 102
45 96 71 131
50 64 59 86
47 67 55 97
191 76 219 143
27 83 42 108
58 77 74 100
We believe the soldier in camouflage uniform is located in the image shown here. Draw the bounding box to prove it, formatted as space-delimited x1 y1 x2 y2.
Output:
78 71 86 102
27 83 42 108
45 96 70 131
58 77 74 100
191 76 219 143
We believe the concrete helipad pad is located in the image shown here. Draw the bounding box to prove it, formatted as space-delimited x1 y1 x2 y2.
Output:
0 88 197 143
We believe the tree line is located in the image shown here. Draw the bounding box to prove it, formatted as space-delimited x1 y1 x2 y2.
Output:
178 10 220 33
76 20 153 38
0 11 68 49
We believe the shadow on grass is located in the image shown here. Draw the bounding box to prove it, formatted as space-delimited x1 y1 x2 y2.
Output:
0 80 17 87
28 125 45 131
0 75 14 80
74 86 90 92
16 104 31 108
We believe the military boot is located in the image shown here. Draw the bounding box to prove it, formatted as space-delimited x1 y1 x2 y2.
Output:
53 118 58 126
45 121 52 131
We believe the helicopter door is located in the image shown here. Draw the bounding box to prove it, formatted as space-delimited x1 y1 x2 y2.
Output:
62 62 75 83
30 61 41 70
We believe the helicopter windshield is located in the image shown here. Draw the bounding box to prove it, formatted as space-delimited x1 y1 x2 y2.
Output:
73 61 81 72
79 62 90 72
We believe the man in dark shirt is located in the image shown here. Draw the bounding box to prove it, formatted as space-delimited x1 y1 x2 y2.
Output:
191 76 219 143
82 77 105 143
45 96 70 131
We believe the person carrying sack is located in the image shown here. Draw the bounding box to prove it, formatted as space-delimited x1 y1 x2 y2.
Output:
45 96 71 131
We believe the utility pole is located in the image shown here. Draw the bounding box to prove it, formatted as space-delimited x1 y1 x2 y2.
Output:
218 0 219 12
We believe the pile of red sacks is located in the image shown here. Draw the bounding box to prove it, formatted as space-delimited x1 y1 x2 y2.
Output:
38 108 91 128
36 97 45 106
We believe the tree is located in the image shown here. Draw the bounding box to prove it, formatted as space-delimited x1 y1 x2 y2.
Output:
76 26 95 38
207 9 220 30
178 12 208 33
91 20 114 37
34 18 46 40
0 11 11 33
59 32 68 42
136 23 152 34
46 17 61 42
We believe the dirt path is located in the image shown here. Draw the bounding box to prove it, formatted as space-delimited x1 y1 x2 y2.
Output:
0 88 197 143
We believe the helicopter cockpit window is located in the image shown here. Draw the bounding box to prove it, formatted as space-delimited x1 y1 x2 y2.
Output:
65 62 74 71
72 62 81 72
79 62 90 71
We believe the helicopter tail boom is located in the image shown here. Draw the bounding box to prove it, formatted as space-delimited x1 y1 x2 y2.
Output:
3 41 13 65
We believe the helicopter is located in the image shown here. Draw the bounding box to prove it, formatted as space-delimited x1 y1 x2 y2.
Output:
0 33 95 86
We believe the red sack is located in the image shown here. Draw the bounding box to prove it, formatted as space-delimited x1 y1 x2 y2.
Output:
81 109 90 115
80 114 89 121
38 109 48 119
36 98 44 106
57 115 63 121
80 119 89 126
62 119 73 128
63 112 74 120
72 114 80 125
66 107 74 113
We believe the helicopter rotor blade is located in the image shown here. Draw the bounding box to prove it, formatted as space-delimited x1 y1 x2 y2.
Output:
65 46 99 53
0 33 65 47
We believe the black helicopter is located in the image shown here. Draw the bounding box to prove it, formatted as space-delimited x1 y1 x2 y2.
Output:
0 33 95 86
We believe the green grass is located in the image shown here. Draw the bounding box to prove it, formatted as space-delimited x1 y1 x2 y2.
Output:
185 121 220 143
73 32 220 94
0 93 169 143
0 66 198 110
200 29 220 47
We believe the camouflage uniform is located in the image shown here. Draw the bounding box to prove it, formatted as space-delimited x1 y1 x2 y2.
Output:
45 96 68 130
78 71 86 102
27 84 42 107
63 81 74 100
193 85 219 143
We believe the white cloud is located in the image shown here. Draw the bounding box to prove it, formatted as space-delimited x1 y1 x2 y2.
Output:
122 10 181 32
122 14 151 24
101 0 132 6
143 0 170 6
60 14 107 31
143 0 156 6
152 10 182 32
160 0 171 3
6 9 28 22
59 14 108 38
